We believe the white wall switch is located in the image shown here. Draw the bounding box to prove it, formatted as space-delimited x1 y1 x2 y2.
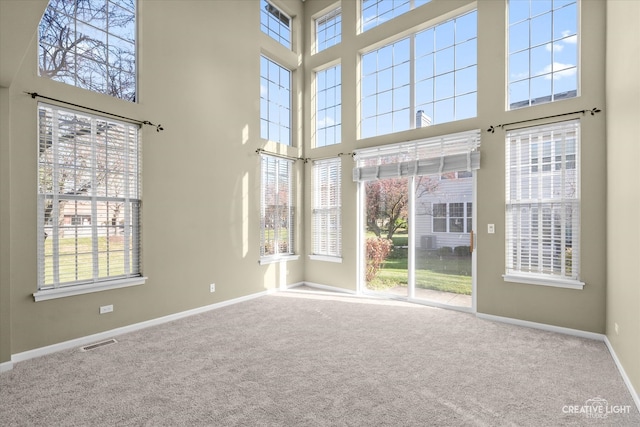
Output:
488 224 495 234
210 283 216 293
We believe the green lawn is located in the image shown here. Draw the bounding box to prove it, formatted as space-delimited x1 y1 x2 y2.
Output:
43 236 129 283
368 248 472 295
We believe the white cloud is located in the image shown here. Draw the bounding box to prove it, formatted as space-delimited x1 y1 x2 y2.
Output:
317 116 336 128
541 63 576 80
545 43 564 52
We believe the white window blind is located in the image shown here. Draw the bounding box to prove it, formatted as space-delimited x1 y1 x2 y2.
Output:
353 129 481 182
505 119 580 285
260 155 294 257
312 158 342 257
37 104 142 290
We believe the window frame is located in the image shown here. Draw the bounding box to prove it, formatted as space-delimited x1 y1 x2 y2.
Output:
315 63 342 148
504 119 583 289
507 0 579 110
35 103 145 302
260 55 292 146
361 0 432 33
260 155 296 263
38 0 138 102
315 6 342 53
260 0 292 49
431 202 472 234
360 9 478 139
311 158 342 262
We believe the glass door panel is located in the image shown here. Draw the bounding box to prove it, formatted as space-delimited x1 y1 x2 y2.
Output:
364 177 409 297
414 172 473 308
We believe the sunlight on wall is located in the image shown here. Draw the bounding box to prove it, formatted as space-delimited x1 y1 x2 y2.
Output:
242 124 249 145
242 172 249 258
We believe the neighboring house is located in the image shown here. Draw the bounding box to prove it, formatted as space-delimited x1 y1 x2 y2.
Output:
415 172 473 252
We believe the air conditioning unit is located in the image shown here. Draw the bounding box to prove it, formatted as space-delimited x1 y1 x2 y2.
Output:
421 235 436 250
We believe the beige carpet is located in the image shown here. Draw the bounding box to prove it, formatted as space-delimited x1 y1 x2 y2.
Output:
1 289 638 426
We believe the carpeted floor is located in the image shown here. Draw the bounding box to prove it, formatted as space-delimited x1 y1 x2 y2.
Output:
1 289 638 426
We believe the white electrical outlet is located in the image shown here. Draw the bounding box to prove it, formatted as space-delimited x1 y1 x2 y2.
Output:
487 224 495 234
100 304 113 314
614 322 619 335
210 283 216 293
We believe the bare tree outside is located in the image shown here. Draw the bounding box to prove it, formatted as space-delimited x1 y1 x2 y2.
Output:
39 0 136 101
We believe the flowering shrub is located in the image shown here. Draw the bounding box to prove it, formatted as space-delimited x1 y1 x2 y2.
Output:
366 237 393 282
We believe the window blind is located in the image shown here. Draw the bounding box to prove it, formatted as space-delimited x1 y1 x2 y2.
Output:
312 158 342 257
260 155 294 257
37 103 142 289
353 129 481 182
505 119 580 282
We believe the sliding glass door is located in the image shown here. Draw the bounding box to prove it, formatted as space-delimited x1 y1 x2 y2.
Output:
363 172 475 310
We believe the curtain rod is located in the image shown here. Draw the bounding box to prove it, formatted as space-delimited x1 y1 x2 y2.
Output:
303 152 354 163
25 91 164 132
487 107 601 133
255 148 304 162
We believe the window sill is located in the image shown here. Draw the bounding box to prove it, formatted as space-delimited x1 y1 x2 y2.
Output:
309 255 343 263
258 254 300 265
503 274 584 290
33 277 147 302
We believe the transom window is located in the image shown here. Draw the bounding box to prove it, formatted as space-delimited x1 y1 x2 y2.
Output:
312 158 342 258
260 56 291 146
316 7 341 53
508 0 578 109
315 64 342 147
260 155 294 258
260 0 291 49
505 120 581 286
361 10 477 138
38 0 137 102
362 0 432 33
37 104 142 291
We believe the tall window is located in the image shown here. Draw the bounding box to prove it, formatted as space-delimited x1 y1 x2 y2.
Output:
361 10 477 138
260 0 291 49
260 56 291 146
508 0 578 109
39 0 137 102
415 10 477 125
315 64 342 147
260 155 294 257
312 158 342 259
315 7 342 53
362 0 432 33
37 104 142 291
505 120 581 286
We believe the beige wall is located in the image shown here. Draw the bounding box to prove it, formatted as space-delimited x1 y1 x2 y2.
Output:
0 0 305 359
606 0 640 399
303 0 607 333
0 0 620 372
0 87 10 364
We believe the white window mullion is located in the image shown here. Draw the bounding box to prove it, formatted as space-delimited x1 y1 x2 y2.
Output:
51 109 60 287
123 126 132 276
90 118 99 281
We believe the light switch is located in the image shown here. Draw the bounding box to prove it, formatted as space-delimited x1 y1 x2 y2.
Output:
488 224 495 234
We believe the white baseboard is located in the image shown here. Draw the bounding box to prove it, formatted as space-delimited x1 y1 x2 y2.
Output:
299 281 357 294
604 336 640 414
0 360 13 373
476 312 606 341
8 290 269 368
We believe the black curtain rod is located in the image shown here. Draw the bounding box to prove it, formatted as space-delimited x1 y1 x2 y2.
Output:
487 107 601 133
26 91 164 132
